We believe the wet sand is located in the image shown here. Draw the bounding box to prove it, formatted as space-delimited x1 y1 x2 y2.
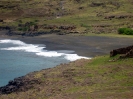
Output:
1 34 133 57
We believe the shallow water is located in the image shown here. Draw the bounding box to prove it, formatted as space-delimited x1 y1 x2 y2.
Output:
0 39 89 87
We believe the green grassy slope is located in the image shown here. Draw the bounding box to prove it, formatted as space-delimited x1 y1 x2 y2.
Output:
0 56 133 99
0 0 133 34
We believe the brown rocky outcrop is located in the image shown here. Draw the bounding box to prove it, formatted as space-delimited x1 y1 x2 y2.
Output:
105 14 133 20
104 15 115 19
39 25 76 31
110 45 133 58
13 23 77 36
18 23 76 32
7 31 53 36
90 2 105 7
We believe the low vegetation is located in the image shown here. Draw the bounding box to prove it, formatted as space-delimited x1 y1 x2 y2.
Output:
118 28 133 35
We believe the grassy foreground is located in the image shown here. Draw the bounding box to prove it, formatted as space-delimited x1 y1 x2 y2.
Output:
0 55 133 99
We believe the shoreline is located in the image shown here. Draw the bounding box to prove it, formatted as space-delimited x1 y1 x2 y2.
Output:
1 34 133 57
1 34 133 94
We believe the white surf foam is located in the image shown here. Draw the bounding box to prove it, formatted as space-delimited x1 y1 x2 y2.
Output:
0 39 26 45
0 39 90 61
65 54 90 61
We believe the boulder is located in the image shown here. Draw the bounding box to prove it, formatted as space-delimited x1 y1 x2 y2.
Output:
110 45 133 58
120 49 133 58
0 19 3 22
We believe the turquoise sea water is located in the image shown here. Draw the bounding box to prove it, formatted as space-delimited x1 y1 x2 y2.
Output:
0 39 89 87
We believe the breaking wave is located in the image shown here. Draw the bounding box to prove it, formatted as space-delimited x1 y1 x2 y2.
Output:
0 39 90 61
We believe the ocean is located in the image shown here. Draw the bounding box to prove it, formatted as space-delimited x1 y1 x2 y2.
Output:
0 39 89 87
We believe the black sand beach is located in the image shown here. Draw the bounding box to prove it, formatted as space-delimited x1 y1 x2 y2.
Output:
1 34 133 57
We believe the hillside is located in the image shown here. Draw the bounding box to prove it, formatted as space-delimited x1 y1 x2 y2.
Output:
0 0 133 98
0 0 133 35
0 56 133 99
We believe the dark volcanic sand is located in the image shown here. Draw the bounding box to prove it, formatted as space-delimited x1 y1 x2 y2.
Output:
1 34 132 58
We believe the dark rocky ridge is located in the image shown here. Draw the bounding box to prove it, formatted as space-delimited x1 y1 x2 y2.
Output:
0 72 41 94
110 45 133 58
0 20 79 36
7 31 54 36
1 23 78 36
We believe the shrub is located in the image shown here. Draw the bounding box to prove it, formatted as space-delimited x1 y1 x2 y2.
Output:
118 28 133 35
18 27 29 31
34 20 39 22
80 24 89 28
18 20 22 23
18 28 23 31
29 22 36 26
23 27 29 31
